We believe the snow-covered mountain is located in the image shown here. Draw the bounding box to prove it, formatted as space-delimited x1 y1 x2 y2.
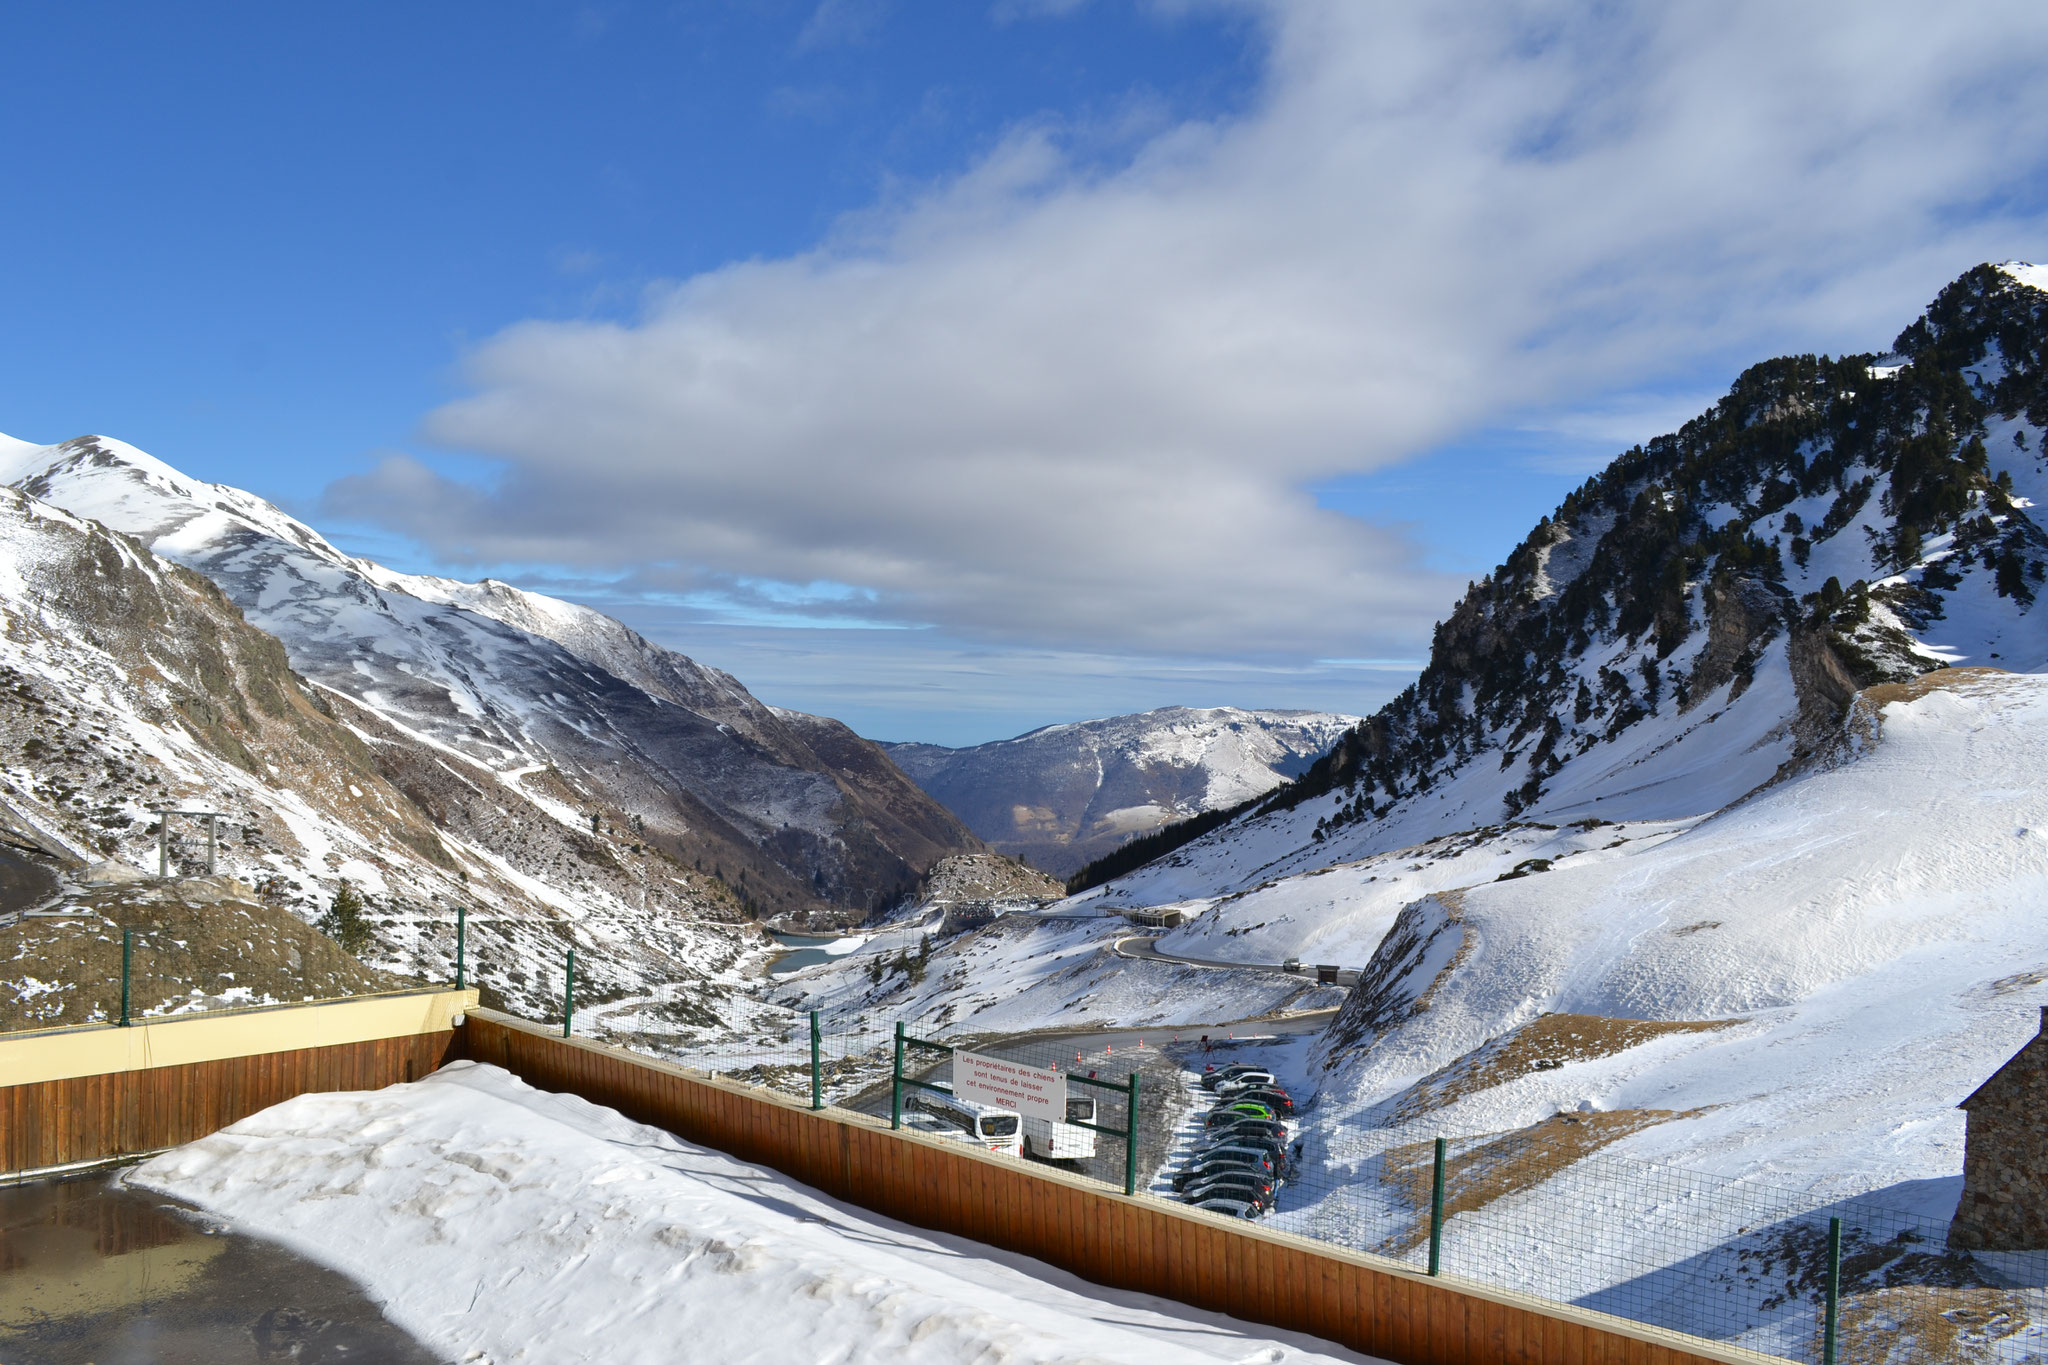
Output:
882 706 1357 876
0 434 980 925
1087 261 2048 909
0 479 761 1024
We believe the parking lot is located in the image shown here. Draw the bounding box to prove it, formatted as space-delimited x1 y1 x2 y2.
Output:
1150 1036 1308 1221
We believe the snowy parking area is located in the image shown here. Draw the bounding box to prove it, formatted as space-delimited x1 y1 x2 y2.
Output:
128 1063 1383 1365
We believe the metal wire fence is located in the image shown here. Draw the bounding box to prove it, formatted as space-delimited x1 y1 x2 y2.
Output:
512 947 2048 1365
0 916 443 1034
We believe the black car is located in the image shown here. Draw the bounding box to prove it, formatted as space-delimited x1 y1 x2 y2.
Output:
1229 1087 1296 1115
1172 1148 1276 1186
1195 1129 1287 1161
1182 1176 1275 1210
1172 1158 1272 1193
1201 1116 1288 1143
1177 1163 1276 1195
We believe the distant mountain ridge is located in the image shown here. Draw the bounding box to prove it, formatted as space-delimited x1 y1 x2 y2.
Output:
0 434 980 925
883 706 1357 875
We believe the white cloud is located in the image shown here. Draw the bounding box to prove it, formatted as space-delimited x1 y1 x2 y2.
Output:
333 0 2048 665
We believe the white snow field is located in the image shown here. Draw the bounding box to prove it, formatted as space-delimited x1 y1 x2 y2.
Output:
131 1063 1383 1365
1308 669 2048 1194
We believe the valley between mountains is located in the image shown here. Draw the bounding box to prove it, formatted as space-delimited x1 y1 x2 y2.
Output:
6 261 2048 1360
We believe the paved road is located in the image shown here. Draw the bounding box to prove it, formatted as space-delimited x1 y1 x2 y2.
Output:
1112 934 1362 987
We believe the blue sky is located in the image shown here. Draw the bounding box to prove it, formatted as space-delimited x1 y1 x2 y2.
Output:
5 3 2047 745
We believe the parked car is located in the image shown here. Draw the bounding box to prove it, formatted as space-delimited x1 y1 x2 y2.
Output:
1214 1071 1277 1097
1183 1176 1274 1210
1204 1101 1275 1127
1282 958 1302 973
1198 1063 1265 1091
1197 1116 1287 1142
1179 1162 1275 1194
1195 1129 1288 1161
1172 1154 1278 1191
1174 1153 1277 1186
1189 1195 1263 1220
1228 1087 1295 1115
1177 1145 1277 1178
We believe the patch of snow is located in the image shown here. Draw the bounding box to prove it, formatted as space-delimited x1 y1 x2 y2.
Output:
130 1063 1376 1365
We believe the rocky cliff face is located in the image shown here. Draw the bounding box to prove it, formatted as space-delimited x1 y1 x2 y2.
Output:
1 436 981 926
883 706 1356 875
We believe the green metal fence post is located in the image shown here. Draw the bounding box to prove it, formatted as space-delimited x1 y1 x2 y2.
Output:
1824 1215 1842 1365
1427 1136 1447 1276
810 1010 824 1110
1123 1072 1141 1196
562 948 575 1038
454 904 467 990
891 1021 906 1130
119 929 132 1027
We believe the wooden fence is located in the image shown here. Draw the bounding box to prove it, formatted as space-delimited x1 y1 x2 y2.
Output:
1 988 474 1176
464 1009 1768 1365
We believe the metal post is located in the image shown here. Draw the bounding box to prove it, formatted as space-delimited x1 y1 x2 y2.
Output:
810 1010 824 1110
205 815 218 875
561 948 575 1038
157 818 168 879
1823 1216 1841 1365
119 930 132 1027
1123 1072 1141 1196
1427 1136 1447 1275
454 905 467 989
891 1021 906 1130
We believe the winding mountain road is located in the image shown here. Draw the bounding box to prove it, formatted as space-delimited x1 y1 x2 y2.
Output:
1112 934 1362 987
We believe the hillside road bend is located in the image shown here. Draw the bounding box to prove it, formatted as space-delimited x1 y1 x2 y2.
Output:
1112 934 1362 987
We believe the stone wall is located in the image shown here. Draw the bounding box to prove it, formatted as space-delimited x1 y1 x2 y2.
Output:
1949 1007 2048 1250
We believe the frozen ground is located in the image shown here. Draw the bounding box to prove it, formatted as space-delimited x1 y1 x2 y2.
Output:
129 1063 1380 1365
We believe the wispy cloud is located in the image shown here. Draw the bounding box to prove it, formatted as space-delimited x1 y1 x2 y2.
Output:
332 0 2048 671
796 0 891 52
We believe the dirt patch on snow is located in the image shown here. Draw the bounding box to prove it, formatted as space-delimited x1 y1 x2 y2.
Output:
1846 667 2022 747
1832 1285 2039 1364
1393 1012 1744 1121
1378 1107 1705 1254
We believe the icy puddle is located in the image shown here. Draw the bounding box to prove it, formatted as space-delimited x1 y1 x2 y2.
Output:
0 1169 444 1363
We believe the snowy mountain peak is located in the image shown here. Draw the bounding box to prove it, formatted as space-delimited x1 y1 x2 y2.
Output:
1998 259 2048 295
884 705 1358 875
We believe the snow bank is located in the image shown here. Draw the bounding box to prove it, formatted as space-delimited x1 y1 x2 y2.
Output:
130 1063 1378 1365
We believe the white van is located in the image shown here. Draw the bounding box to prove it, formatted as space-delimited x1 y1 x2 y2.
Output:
1022 1095 1100 1159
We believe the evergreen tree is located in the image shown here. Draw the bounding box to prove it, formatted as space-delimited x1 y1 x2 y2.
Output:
317 879 372 957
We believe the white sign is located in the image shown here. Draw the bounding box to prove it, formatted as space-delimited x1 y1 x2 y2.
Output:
952 1050 1066 1124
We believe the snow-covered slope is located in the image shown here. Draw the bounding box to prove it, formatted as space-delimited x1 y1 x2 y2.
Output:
0 433 979 923
1086 261 2048 909
884 706 1357 876
1247 668 2048 1355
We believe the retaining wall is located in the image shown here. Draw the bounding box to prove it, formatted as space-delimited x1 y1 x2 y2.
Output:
463 1009 1769 1365
1 988 475 1175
